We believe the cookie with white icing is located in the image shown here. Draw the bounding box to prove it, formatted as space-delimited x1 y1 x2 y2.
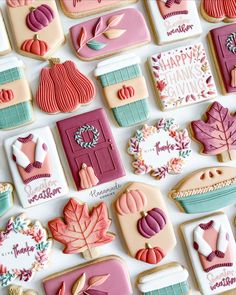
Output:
4 126 69 208
8 285 38 295
170 166 236 214
137 262 191 295
145 0 202 45
181 212 236 295
0 9 11 56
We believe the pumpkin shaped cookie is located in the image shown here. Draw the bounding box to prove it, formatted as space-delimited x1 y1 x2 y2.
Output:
114 182 176 264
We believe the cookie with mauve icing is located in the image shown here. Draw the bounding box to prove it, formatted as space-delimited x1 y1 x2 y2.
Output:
6 0 65 60
69 8 150 61
181 212 236 294
145 0 202 45
4 126 68 208
201 0 236 23
43 256 132 295
60 0 138 19
114 182 176 265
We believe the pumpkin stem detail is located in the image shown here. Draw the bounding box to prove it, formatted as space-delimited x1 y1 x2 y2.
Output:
146 243 152 249
141 211 147 217
29 6 36 12
49 58 61 67
34 34 39 40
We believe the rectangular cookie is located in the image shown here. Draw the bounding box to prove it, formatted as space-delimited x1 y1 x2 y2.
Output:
43 256 132 295
137 262 190 295
0 9 11 55
181 212 236 294
60 0 138 18
148 42 217 111
56 108 125 191
0 57 34 130
4 126 69 208
209 23 236 94
94 53 149 127
70 8 150 61
145 0 202 45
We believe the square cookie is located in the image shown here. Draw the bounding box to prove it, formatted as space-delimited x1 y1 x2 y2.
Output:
4 126 68 208
57 108 125 191
145 0 202 45
209 23 236 94
181 212 236 294
149 43 217 111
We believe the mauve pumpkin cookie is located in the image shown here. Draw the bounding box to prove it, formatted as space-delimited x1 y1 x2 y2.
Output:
6 0 65 60
114 182 176 264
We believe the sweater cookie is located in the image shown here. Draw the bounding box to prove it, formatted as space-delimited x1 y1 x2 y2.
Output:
60 0 138 18
145 0 202 45
4 127 68 208
95 54 149 127
149 43 217 111
6 0 65 60
69 8 150 61
43 256 132 295
0 9 11 56
181 212 236 294
114 182 176 264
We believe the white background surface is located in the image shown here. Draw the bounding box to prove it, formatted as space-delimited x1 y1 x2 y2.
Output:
0 0 235 294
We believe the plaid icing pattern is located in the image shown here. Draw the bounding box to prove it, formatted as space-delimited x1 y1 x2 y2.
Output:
0 67 22 85
144 281 190 295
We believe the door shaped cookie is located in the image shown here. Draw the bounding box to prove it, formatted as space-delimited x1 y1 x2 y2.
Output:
95 54 149 127
0 57 34 130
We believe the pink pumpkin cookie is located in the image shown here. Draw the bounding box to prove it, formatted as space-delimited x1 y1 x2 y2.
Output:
69 8 150 61
181 212 236 294
43 256 132 295
0 214 52 287
7 0 65 60
128 119 191 180
201 0 236 23
191 101 236 162
114 182 176 264
60 0 138 18
149 43 217 111
145 0 202 45
48 198 115 260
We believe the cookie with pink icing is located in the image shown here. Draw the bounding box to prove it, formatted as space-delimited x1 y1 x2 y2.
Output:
201 0 236 23
181 212 236 294
36 58 96 114
149 43 217 111
6 0 65 60
114 182 176 265
128 119 191 180
191 101 236 162
0 214 52 287
60 0 138 18
69 8 150 61
145 0 202 45
4 126 68 208
43 256 132 295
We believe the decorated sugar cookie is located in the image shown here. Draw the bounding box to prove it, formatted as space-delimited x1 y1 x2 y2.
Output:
170 166 236 214
0 183 14 217
6 0 65 60
0 57 34 130
149 43 217 111
191 102 236 162
36 59 95 114
145 0 202 45
48 198 115 260
201 0 236 23
209 23 236 94
69 8 150 61
181 212 236 294
0 214 52 287
57 108 125 191
43 256 132 295
4 127 68 208
95 53 149 127
8 285 38 295
114 183 176 264
128 119 191 180
0 9 11 56
60 0 138 18
137 262 191 295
